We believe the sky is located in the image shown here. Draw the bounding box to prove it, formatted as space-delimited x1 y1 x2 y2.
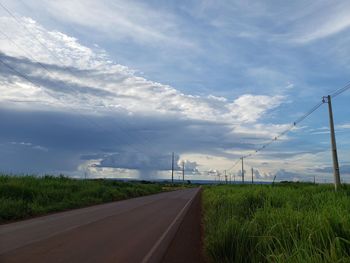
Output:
0 0 349 182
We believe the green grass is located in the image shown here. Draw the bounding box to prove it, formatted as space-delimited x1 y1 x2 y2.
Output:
0 175 164 223
203 183 350 263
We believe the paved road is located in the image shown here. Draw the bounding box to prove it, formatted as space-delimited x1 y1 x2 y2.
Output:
0 188 200 263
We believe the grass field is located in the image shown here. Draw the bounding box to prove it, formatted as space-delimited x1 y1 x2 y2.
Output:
0 175 165 223
203 183 350 263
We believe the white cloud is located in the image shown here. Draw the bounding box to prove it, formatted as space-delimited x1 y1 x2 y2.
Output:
177 159 199 174
228 94 284 123
0 16 285 125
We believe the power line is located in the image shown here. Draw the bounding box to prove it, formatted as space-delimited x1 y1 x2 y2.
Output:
241 100 324 159
225 100 325 169
227 159 240 172
226 81 350 174
331 83 350 98
293 101 324 125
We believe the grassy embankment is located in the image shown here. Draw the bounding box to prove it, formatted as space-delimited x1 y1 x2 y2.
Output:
203 184 350 263
0 175 165 223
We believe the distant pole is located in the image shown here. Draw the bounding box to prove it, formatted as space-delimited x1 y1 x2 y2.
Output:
182 161 185 182
314 176 316 184
241 157 244 183
251 167 254 184
324 95 341 190
234 174 236 183
229 173 232 184
171 152 174 183
272 175 277 185
225 170 227 184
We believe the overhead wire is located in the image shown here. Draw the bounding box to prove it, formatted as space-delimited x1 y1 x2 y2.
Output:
226 80 350 175
225 100 326 172
331 82 350 98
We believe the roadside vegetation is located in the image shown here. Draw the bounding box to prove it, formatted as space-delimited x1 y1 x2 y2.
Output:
203 183 350 263
0 175 165 223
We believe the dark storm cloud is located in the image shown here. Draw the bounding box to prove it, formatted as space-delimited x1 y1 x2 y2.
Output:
97 152 180 171
0 107 255 174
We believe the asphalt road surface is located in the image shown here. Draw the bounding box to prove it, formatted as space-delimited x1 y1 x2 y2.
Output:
0 187 201 263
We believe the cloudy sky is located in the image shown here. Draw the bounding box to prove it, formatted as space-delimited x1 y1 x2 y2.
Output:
0 0 349 182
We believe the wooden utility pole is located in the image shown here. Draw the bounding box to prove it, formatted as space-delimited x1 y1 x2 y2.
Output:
225 170 227 184
323 95 341 190
272 175 277 186
241 157 244 183
171 152 174 183
251 167 254 184
182 161 185 182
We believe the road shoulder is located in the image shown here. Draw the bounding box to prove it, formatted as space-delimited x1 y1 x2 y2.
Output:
161 188 204 263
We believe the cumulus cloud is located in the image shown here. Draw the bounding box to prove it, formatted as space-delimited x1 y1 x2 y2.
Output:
177 159 200 175
228 94 284 123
